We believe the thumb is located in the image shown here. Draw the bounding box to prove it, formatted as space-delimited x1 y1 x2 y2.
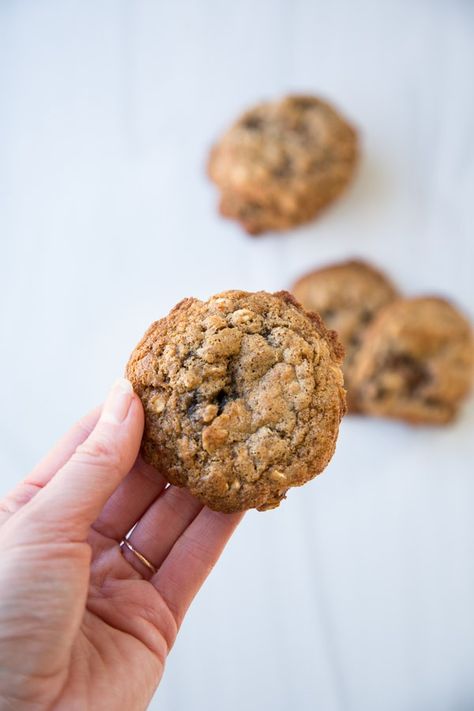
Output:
19 378 144 542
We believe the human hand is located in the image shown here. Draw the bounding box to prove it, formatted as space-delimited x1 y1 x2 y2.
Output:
0 379 242 710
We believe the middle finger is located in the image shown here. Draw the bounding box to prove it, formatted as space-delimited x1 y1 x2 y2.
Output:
119 486 203 577
92 456 167 541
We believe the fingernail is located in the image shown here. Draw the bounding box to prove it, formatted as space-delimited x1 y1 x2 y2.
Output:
101 378 134 424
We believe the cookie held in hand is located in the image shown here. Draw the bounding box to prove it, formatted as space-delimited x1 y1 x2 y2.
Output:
292 260 398 410
127 290 346 512
351 297 474 424
208 95 358 235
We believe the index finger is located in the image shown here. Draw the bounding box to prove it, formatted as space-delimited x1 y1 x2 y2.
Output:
0 406 101 525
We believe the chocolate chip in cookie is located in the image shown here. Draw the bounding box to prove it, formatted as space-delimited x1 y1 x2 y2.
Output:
127 290 346 512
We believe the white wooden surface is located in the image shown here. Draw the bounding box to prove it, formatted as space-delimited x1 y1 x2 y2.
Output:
1 1 474 710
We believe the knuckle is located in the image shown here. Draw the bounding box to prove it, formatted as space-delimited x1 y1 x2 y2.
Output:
0 497 13 516
75 413 97 440
74 432 122 472
181 534 213 570
0 483 43 517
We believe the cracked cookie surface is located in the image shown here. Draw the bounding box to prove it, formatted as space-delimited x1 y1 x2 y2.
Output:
208 95 358 235
127 290 346 512
351 297 474 424
292 260 398 410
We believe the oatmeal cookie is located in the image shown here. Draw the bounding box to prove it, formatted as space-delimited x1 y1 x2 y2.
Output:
208 95 358 235
351 297 474 424
292 260 398 409
127 290 346 511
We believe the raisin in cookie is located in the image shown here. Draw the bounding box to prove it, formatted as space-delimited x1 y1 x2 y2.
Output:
127 290 346 512
351 297 474 424
292 260 398 410
208 95 358 235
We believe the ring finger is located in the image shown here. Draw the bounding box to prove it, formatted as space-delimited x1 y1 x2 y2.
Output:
120 485 203 578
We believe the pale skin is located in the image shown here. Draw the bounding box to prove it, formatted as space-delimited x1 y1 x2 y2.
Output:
0 379 243 710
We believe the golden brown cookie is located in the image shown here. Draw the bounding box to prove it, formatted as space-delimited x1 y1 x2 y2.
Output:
208 95 358 235
291 260 398 410
127 290 346 512
351 297 474 424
